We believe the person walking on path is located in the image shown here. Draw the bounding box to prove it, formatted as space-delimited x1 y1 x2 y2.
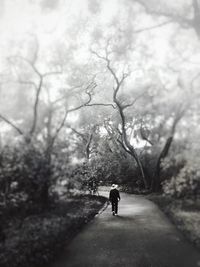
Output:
109 184 120 216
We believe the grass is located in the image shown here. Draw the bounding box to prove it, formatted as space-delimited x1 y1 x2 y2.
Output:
0 195 107 267
148 194 200 250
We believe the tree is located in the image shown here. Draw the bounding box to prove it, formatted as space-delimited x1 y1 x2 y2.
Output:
0 37 98 204
131 0 200 38
91 48 149 189
68 125 97 160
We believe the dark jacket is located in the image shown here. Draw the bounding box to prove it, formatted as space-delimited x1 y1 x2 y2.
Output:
109 188 120 202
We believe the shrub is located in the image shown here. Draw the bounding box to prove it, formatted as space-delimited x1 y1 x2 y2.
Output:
0 143 51 209
163 165 200 199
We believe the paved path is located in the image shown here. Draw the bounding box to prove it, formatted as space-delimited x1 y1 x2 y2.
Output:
48 191 200 267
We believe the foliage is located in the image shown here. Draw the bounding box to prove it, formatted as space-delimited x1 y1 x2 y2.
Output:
0 0 200 212
163 166 200 199
0 143 50 207
0 141 74 211
82 154 139 189
0 195 106 267
58 152 137 196
61 161 103 195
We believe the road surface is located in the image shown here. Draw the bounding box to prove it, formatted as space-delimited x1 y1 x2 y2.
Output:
48 190 200 267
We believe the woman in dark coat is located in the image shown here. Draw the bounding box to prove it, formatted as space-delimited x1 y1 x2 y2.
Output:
109 184 120 216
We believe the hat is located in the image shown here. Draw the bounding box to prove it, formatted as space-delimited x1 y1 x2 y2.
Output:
111 184 118 189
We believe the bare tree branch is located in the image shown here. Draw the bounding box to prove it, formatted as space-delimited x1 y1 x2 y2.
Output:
48 90 94 150
8 55 64 140
133 0 193 27
140 127 154 146
122 91 147 110
103 123 127 158
90 49 127 86
117 138 132 156
133 0 200 37
8 56 42 78
85 103 116 109
85 130 94 159
68 124 97 159
132 20 174 33
0 114 24 135
67 126 87 142
8 56 62 79
92 48 148 188
29 76 43 136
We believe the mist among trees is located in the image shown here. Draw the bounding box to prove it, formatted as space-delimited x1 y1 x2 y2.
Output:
0 1 200 266
0 0 200 207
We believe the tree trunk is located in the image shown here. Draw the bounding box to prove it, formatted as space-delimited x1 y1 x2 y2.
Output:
151 136 173 192
85 133 93 160
129 146 148 189
38 145 52 207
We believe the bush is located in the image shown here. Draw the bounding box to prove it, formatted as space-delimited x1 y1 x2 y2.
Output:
0 143 51 209
163 165 200 199
0 195 106 267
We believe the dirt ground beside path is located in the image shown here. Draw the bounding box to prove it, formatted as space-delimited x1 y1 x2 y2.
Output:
47 190 200 267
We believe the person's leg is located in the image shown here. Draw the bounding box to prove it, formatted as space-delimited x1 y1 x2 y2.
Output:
111 201 115 215
115 201 118 214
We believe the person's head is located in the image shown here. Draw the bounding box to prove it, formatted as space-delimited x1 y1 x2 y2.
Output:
111 184 118 189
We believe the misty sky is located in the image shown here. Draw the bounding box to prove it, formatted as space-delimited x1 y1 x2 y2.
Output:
0 0 200 107
0 0 176 64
